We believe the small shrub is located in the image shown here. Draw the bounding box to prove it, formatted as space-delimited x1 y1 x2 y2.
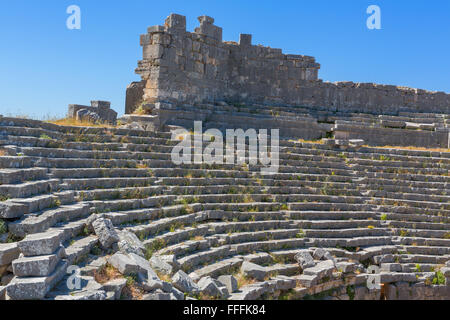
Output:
432 271 445 285
0 220 7 234
296 229 305 238
40 134 52 140
346 285 355 300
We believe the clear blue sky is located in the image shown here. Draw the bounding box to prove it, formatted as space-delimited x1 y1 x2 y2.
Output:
0 0 449 119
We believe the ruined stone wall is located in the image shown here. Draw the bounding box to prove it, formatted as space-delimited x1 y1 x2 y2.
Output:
128 13 450 115
125 81 145 115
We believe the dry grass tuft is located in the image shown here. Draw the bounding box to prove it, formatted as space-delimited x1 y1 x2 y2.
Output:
132 105 148 116
94 264 123 284
121 282 145 300
290 138 325 145
235 272 257 288
155 271 172 283
47 117 115 128
94 263 144 300
136 163 149 169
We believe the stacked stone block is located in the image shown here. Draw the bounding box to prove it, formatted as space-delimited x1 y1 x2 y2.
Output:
6 230 68 300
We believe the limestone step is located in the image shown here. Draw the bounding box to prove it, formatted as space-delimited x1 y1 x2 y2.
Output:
61 177 158 190
8 203 90 237
308 236 393 250
0 167 48 185
12 249 63 277
0 179 58 199
64 235 99 265
50 168 154 179
87 195 176 214
188 257 243 280
0 194 60 219
17 230 65 257
75 186 163 201
304 228 390 238
0 156 32 169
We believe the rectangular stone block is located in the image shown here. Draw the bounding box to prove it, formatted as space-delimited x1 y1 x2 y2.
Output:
12 253 60 277
6 260 68 300
297 274 318 288
0 243 20 265
18 230 63 257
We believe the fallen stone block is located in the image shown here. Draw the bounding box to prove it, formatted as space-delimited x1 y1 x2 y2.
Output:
294 250 316 269
86 213 105 232
107 252 141 276
141 278 172 293
92 218 119 249
159 254 181 272
149 255 174 275
217 275 238 293
172 270 199 294
241 261 267 281
128 253 158 280
101 278 127 300
170 286 185 300
117 230 146 257
313 248 327 260
198 276 223 298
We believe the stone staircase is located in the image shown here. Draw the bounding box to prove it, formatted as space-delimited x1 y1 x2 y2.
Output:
0 113 449 300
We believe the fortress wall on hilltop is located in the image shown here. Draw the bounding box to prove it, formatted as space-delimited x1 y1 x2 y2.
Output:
127 13 450 116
